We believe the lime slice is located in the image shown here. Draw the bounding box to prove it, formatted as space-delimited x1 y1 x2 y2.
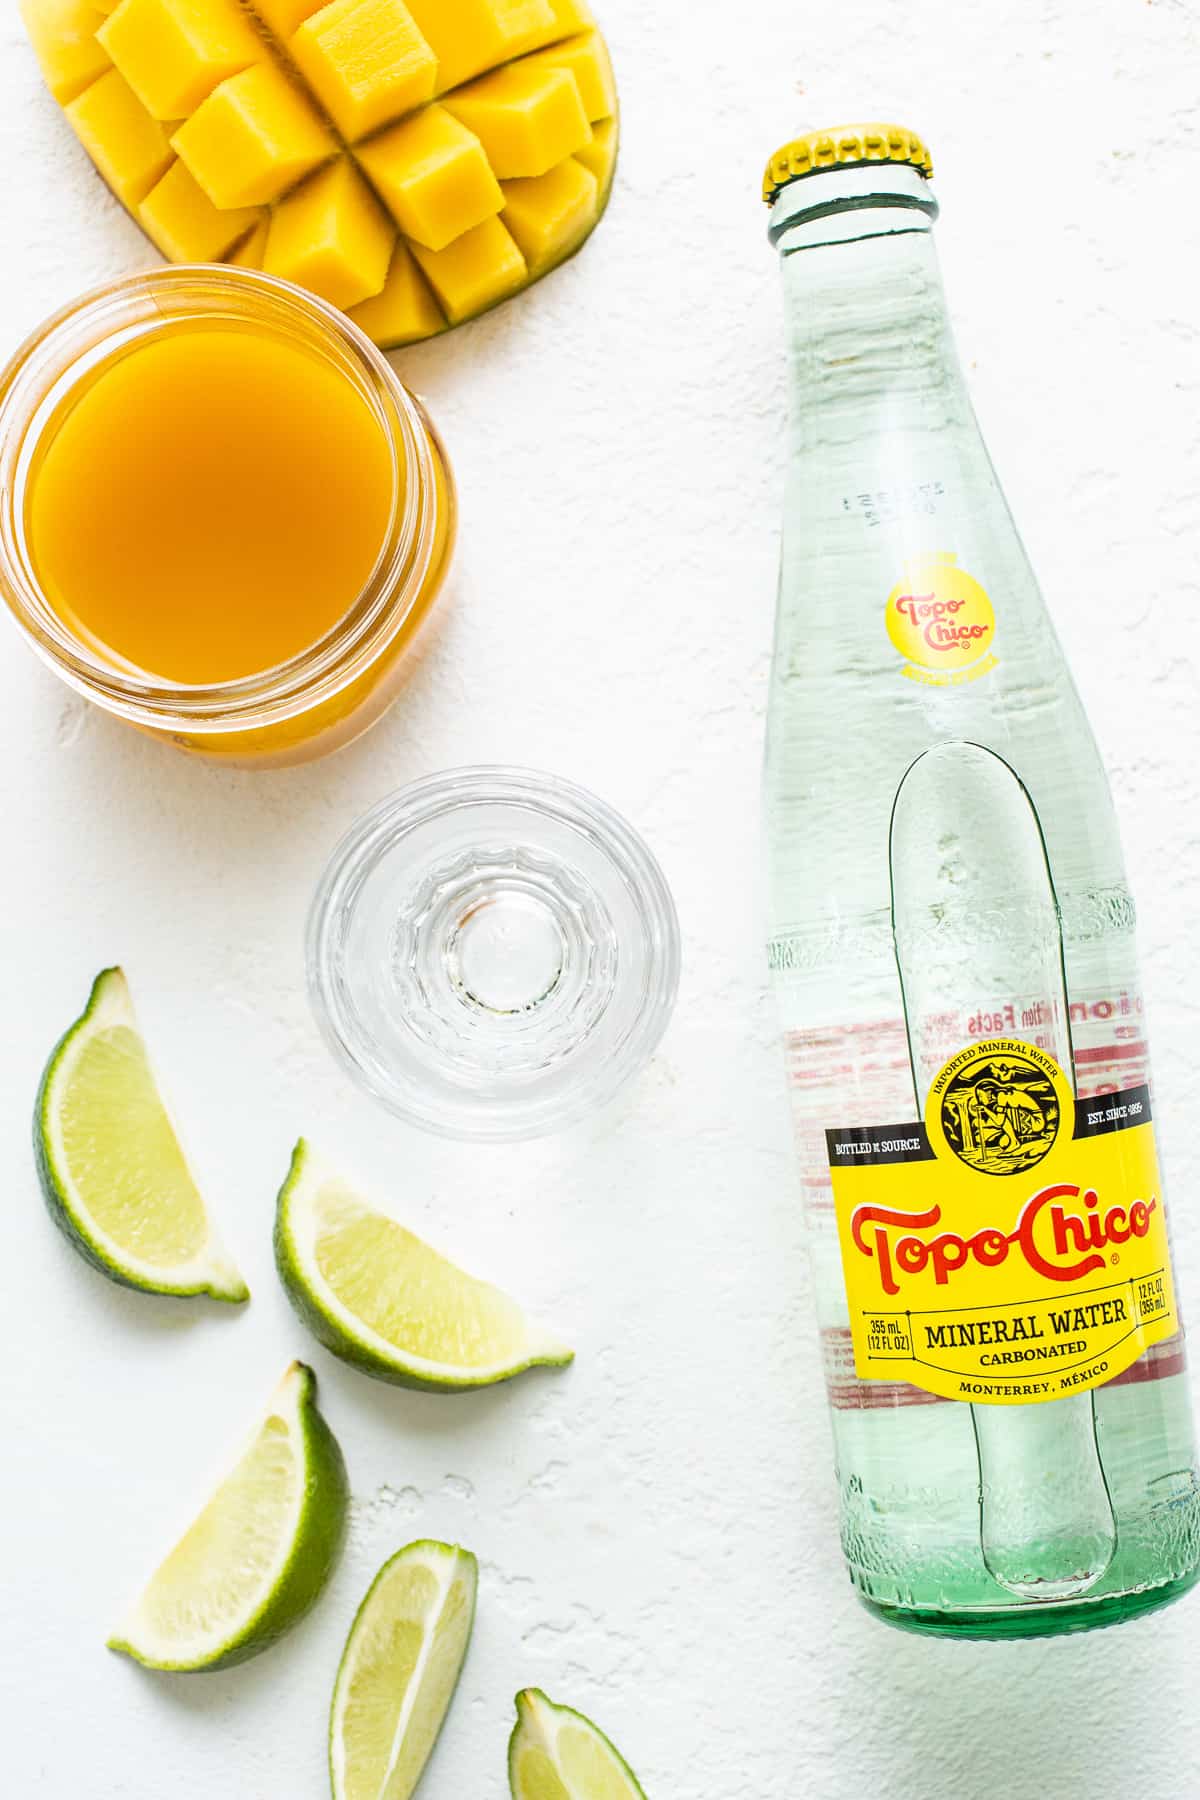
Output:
330 1540 477 1800
108 1361 348 1671
274 1140 573 1390
509 1690 648 1800
35 967 247 1301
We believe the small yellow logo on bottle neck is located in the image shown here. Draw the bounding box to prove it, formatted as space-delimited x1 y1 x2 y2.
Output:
886 552 997 685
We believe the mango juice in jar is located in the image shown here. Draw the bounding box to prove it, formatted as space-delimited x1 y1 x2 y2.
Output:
0 268 454 764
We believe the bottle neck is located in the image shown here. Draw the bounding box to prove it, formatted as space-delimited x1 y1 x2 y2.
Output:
771 167 975 457
763 165 1125 938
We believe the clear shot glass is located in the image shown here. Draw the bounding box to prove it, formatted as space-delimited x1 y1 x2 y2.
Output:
307 768 681 1140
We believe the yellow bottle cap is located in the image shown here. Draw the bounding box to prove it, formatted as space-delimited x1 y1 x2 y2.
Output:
762 123 933 205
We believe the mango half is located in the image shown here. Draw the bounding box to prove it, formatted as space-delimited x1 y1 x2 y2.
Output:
21 0 618 345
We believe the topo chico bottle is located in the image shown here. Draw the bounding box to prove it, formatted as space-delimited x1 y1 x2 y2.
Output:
762 123 1200 1637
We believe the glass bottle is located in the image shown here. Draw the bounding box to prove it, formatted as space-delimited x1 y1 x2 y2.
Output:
763 124 1200 1636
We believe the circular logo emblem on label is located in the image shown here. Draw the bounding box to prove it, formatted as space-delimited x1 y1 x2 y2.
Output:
925 1038 1071 1178
886 553 996 681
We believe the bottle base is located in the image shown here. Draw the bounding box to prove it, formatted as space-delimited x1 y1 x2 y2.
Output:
857 1564 1200 1640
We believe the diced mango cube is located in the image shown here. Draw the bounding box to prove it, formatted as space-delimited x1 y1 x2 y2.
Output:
20 0 111 103
264 157 394 308
409 215 525 323
501 154 595 271
546 0 593 30
64 68 173 205
355 104 502 251
249 0 324 36
507 0 593 55
405 0 554 94
517 30 613 122
139 159 264 258
290 0 436 141
441 62 589 179
171 62 335 206
228 215 271 265
573 110 614 190
348 239 444 345
98 0 266 119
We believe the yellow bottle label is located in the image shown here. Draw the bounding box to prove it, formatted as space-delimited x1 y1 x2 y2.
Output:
885 551 998 685
829 1038 1177 1404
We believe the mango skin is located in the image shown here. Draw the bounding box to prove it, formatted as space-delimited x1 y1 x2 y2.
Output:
22 0 619 345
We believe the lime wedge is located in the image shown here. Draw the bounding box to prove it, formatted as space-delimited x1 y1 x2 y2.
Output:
330 1540 477 1800
35 967 247 1301
108 1361 348 1671
509 1690 648 1800
274 1140 573 1390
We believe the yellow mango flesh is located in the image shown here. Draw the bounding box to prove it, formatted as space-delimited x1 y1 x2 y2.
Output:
573 110 614 187
228 215 271 267
20 0 111 103
518 0 595 51
517 31 615 122
290 0 438 142
442 63 590 179
251 0 322 33
97 0 267 119
404 0 555 93
355 103 503 251
263 155 394 309
65 68 173 205
23 0 619 343
171 63 336 208
501 155 595 272
410 214 526 322
139 159 263 259
348 239 444 343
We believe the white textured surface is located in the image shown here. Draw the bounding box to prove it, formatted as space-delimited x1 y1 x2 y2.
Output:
3 0 1200 1794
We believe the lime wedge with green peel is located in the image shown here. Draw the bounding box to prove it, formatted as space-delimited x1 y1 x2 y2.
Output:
35 967 247 1301
274 1140 573 1391
108 1362 348 1672
509 1690 648 1800
331 1541 477 1800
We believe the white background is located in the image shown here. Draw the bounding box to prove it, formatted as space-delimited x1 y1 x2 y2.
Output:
3 0 1200 1793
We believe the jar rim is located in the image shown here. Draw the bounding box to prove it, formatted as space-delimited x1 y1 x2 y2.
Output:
0 266 442 732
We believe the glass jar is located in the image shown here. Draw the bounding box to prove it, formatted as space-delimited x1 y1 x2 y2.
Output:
0 267 455 767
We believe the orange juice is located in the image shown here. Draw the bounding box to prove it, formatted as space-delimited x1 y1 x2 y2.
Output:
0 270 454 765
27 323 396 685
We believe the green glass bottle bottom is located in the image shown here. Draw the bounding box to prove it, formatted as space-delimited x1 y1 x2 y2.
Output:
858 1565 1200 1640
